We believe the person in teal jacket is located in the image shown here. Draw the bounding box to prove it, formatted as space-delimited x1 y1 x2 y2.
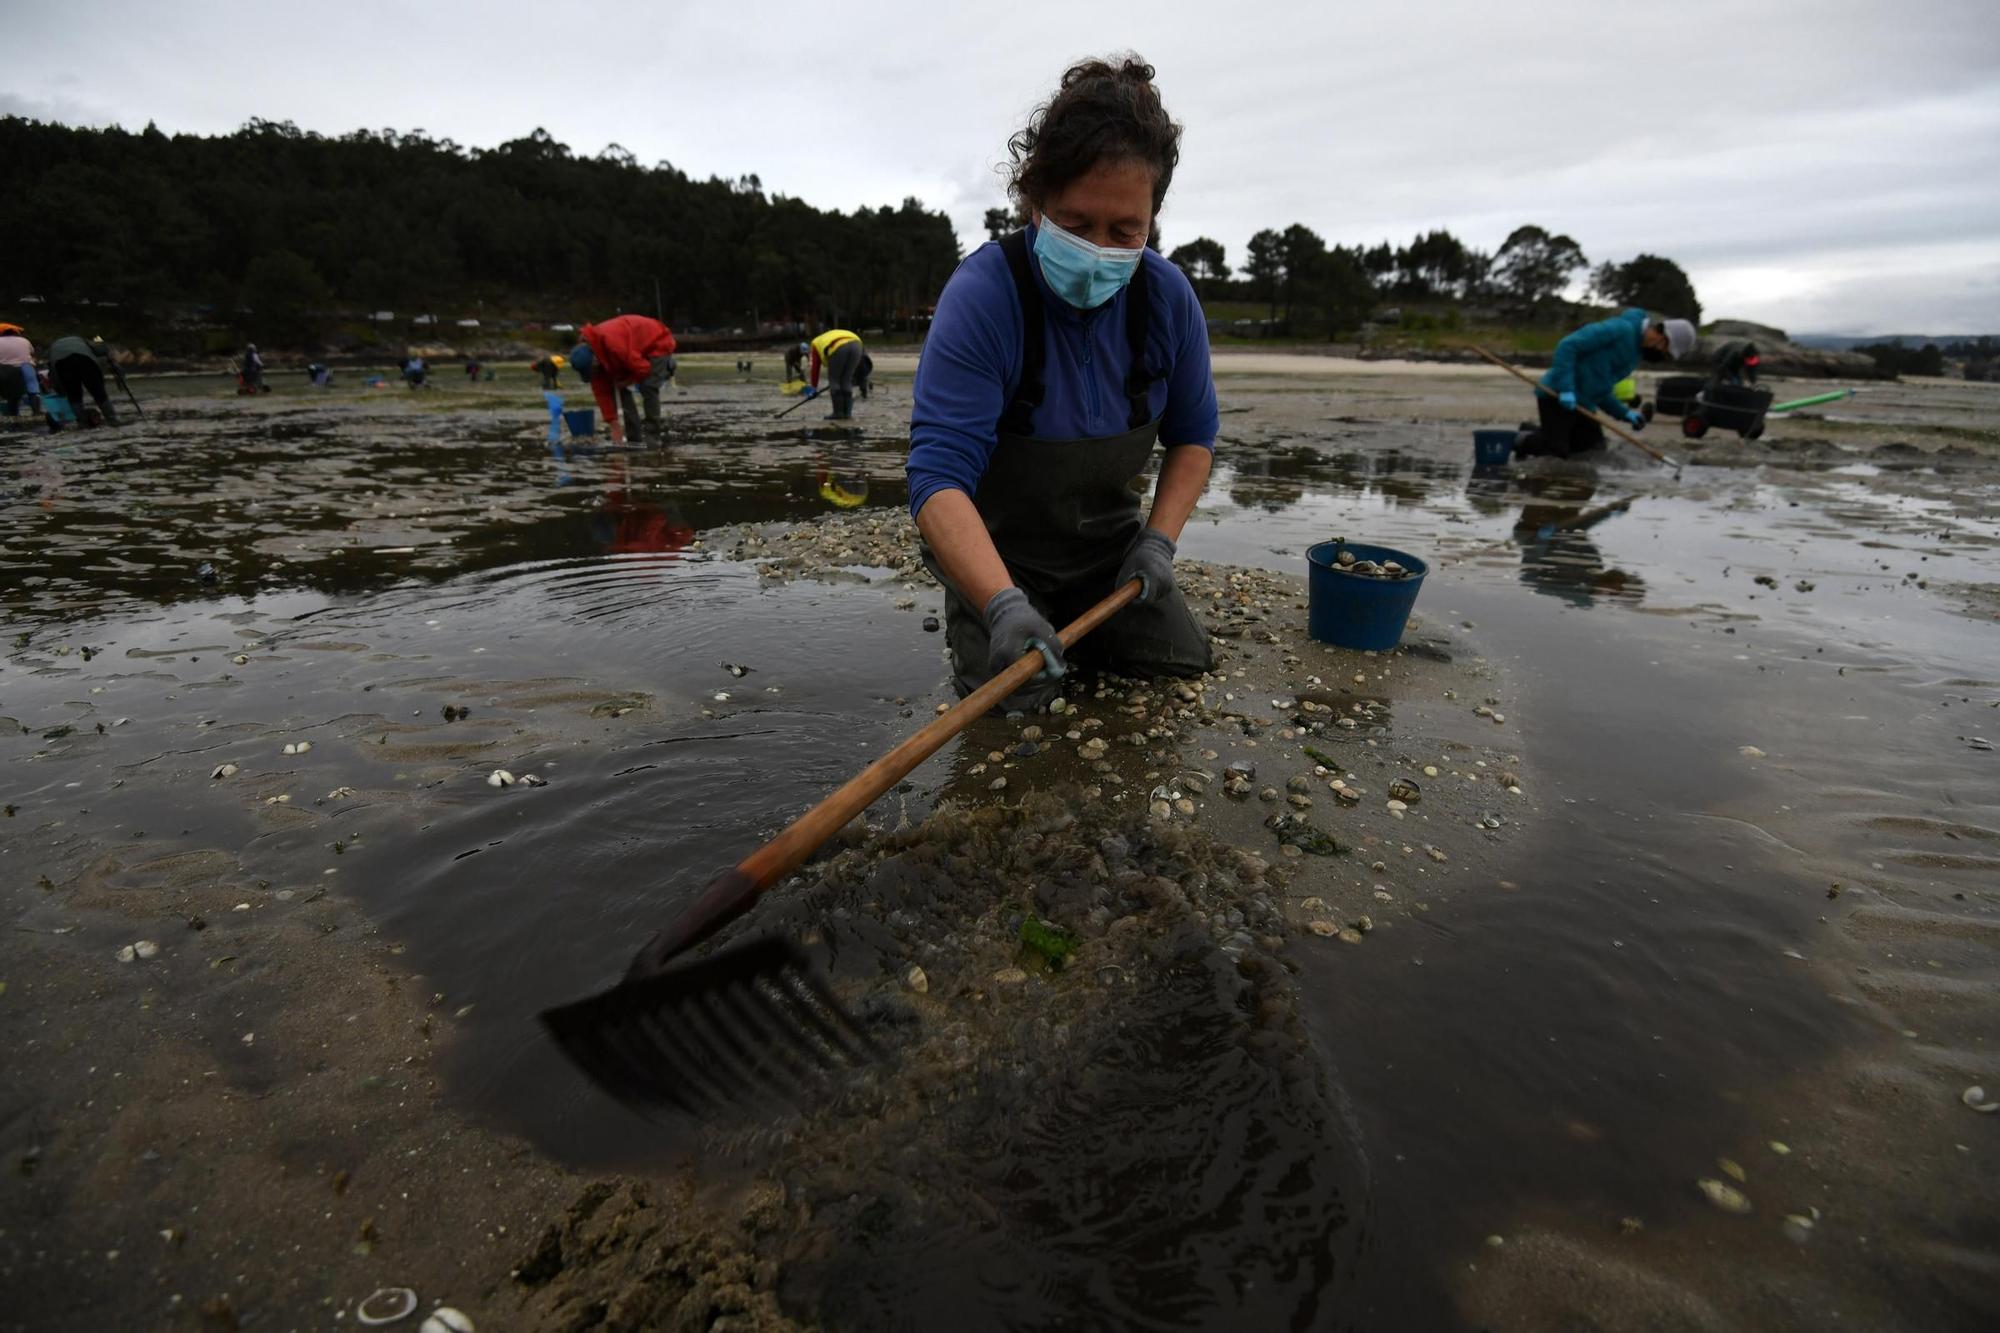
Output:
1520 309 1695 458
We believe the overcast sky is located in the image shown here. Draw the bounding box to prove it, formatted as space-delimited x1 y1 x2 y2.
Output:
10 0 1997 334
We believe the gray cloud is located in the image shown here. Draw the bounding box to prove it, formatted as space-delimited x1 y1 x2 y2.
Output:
6 0 1996 332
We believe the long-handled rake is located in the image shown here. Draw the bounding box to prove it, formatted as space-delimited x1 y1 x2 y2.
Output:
540 579 1143 1116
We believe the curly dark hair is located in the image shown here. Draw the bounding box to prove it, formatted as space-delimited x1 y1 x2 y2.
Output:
1006 55 1181 221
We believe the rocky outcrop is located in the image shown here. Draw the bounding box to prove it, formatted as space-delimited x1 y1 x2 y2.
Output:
1698 319 1894 380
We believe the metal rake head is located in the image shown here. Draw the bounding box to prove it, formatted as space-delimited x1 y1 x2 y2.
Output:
540 936 879 1118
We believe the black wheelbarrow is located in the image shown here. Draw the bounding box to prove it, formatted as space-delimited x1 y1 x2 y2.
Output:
1682 384 1774 440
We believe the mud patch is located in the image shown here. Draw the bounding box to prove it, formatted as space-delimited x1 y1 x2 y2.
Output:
517 794 1364 1330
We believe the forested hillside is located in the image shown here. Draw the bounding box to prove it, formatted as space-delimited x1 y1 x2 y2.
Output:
4 117 961 335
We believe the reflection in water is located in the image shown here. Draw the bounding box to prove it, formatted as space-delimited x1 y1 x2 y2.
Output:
1510 480 1645 607
0 402 914 627
1222 444 1463 514
587 456 695 555
816 442 870 510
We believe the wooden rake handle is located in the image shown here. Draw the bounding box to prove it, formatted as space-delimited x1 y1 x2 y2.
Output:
632 579 1143 973
1464 342 1679 470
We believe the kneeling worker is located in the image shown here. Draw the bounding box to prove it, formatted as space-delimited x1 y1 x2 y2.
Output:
806 327 865 421
572 314 677 444
1518 309 1695 459
907 54 1218 712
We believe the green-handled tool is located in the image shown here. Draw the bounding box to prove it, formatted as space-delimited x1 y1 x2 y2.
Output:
1768 388 1856 415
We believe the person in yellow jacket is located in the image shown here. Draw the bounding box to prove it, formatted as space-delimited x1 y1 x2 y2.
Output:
806 327 866 421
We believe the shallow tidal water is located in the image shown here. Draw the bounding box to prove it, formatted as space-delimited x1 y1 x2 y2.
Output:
4 367 1997 1329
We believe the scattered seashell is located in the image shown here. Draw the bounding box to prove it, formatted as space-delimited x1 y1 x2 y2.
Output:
520 774 548 788
1388 777 1421 803
115 944 137 963
211 763 239 779
712 692 731 703
356 1288 419 1326
1308 920 1339 937
133 939 160 960
722 663 752 677
486 769 515 788
1423 765 1438 777
904 964 928 994
992 967 1027 985
1963 1085 1999 1113
231 654 249 665
1768 1141 1790 1155
1697 1178 1753 1215
1385 799 1407 813
1718 1158 1746 1183
1047 698 1068 714
1781 1214 1815 1245
326 786 357 800
420 1309 475 1333
1739 745 1765 758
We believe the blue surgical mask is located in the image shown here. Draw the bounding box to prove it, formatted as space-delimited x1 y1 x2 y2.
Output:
1033 216 1144 311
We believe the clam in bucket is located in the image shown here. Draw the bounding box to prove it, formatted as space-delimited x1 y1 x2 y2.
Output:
1472 429 1515 468
1307 540 1428 652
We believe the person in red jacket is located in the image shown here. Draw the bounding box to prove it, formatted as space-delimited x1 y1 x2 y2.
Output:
571 314 678 443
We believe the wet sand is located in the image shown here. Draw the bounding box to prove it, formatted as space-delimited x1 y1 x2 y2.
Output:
2 358 1997 1329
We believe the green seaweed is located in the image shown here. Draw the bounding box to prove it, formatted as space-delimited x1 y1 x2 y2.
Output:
1019 918 1080 970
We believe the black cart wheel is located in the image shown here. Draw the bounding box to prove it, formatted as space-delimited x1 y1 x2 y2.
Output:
1682 415 1709 439
1746 422 1764 441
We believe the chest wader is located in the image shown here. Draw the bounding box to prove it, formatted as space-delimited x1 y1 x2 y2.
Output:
923 231 1214 703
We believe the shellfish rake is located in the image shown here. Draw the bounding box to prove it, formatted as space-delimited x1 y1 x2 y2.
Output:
539 580 1143 1116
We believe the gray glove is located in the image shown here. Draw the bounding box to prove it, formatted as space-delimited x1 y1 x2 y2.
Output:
1115 528 1177 604
984 588 1065 708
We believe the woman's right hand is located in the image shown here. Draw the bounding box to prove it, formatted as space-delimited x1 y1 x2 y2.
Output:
984 588 1066 708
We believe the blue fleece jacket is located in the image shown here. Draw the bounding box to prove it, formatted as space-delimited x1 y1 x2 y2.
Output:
907 227 1219 520
1539 308 1648 417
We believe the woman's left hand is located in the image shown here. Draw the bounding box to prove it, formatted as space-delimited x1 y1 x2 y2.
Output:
1117 528 1177 604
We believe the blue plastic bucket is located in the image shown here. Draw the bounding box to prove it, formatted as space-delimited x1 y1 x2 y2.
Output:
1306 541 1429 651
563 407 596 438
1472 429 1515 467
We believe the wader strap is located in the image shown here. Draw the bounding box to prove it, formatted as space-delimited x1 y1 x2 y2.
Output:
1122 255 1154 429
998 231 1045 438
